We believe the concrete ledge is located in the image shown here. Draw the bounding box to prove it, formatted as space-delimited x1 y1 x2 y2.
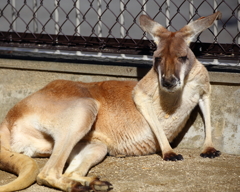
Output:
1 58 240 84
0 58 140 77
210 71 240 84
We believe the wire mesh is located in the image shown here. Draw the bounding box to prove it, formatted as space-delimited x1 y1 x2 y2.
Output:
0 0 239 60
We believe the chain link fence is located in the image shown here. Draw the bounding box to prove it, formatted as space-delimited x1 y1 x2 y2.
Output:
0 0 239 63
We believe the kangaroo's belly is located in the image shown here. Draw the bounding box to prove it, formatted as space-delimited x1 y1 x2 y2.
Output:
87 125 160 157
87 100 160 156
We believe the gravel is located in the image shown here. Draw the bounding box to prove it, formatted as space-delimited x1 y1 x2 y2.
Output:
1 148 240 192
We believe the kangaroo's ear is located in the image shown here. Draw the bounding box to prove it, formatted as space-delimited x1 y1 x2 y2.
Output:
139 15 169 45
179 11 222 45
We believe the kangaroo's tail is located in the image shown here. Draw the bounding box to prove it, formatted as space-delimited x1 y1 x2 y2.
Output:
0 123 39 192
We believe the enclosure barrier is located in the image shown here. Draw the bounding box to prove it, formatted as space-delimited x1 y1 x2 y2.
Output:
0 0 239 63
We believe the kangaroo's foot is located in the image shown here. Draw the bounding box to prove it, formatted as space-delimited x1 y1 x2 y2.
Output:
163 152 184 161
200 147 221 158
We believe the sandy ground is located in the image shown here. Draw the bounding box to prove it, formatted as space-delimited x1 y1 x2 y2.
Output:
0 148 240 192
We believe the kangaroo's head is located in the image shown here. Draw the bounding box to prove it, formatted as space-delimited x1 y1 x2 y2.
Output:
139 12 221 93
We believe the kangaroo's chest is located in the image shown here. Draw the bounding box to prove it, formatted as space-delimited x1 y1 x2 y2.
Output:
153 80 203 142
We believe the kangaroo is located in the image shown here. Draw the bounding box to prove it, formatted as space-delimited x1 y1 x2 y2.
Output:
0 12 221 192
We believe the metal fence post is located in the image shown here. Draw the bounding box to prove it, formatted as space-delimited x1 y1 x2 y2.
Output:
142 0 148 60
165 0 170 30
97 0 102 37
189 0 194 22
32 0 38 33
54 0 59 35
213 0 219 64
120 0 125 58
76 0 80 34
98 0 103 56
238 0 240 44
54 0 59 54
11 0 16 31
75 0 82 56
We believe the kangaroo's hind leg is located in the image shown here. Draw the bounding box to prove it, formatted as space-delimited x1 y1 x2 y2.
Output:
64 142 113 191
36 98 100 191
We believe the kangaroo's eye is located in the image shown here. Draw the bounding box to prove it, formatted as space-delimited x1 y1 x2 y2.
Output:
178 56 188 62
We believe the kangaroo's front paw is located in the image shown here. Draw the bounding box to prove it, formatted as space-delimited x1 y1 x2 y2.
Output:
163 152 183 161
200 147 221 158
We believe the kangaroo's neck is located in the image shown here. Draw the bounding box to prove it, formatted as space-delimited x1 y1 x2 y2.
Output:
133 68 159 97
158 89 182 115
134 67 183 115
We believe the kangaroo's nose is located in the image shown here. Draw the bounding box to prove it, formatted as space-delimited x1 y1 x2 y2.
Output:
161 75 179 90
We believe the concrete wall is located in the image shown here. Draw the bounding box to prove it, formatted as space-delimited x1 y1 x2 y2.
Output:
0 58 239 155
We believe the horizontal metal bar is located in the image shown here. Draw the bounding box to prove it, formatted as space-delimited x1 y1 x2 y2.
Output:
0 32 239 60
0 46 238 66
0 31 156 55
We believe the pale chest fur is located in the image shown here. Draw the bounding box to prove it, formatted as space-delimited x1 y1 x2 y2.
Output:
153 61 210 142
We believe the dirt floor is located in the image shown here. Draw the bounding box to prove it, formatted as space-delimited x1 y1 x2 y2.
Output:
0 148 240 192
